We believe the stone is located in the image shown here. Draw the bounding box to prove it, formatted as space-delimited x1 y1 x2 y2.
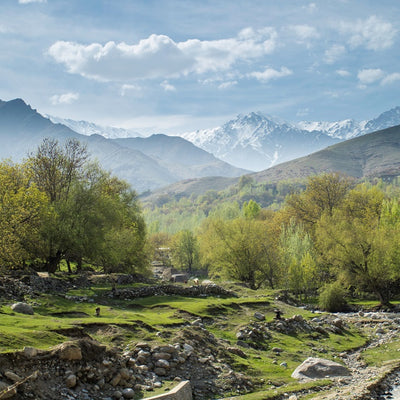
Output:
65 374 77 388
183 344 194 355
11 302 34 315
156 359 170 368
272 347 283 353
254 312 265 321
154 367 167 376
58 342 82 361
0 382 17 399
122 388 135 399
227 347 247 358
23 346 38 358
153 352 171 361
292 357 351 380
119 368 130 380
4 371 22 382
113 391 123 399
111 374 122 387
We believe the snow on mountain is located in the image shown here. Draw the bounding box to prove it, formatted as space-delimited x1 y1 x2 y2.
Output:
180 112 339 171
47 116 142 139
180 107 400 171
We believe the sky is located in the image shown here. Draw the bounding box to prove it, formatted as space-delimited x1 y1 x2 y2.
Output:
1 0 400 134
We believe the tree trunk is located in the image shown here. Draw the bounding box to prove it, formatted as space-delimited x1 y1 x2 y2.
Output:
47 250 62 274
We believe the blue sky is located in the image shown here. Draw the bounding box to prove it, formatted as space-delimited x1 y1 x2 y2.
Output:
1 0 399 134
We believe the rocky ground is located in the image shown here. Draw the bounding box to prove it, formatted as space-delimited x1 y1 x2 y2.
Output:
1 274 400 400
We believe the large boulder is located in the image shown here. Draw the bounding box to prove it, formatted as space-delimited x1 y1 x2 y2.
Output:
291 357 351 379
11 302 34 315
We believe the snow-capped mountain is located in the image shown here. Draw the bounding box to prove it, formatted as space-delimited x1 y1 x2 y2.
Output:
180 112 339 171
180 107 400 171
47 116 142 139
298 106 400 140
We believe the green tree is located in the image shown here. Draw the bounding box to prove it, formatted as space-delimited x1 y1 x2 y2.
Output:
170 230 200 273
316 185 399 306
280 221 318 298
242 199 261 219
200 218 279 289
0 161 49 268
285 173 353 228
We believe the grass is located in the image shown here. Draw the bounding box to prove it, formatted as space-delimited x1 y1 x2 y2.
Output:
0 281 389 398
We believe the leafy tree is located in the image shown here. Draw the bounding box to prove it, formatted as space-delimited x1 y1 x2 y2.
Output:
200 218 279 289
280 221 318 297
170 230 200 273
242 199 261 219
0 161 49 268
316 185 400 306
285 173 353 228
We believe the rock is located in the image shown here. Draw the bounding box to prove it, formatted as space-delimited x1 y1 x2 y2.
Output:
111 374 122 387
183 344 194 355
156 359 170 369
292 314 303 322
11 302 34 315
280 362 288 368
119 368 130 380
122 388 135 399
23 346 38 358
227 347 247 358
65 374 77 388
292 357 351 380
272 347 283 353
154 367 167 376
153 352 172 361
113 390 123 399
58 342 82 361
254 312 265 321
4 371 21 382
332 318 344 328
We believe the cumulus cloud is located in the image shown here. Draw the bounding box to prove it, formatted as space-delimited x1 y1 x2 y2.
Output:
161 80 176 92
357 68 385 85
19 0 47 3
248 66 292 82
47 28 277 82
340 16 397 51
50 92 79 105
381 73 400 85
336 69 351 77
324 44 346 64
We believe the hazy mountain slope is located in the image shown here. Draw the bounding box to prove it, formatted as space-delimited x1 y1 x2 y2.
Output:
47 115 142 139
0 98 246 192
113 134 248 179
252 124 400 184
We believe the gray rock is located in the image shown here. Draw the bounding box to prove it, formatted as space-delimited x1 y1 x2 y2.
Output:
254 312 265 321
23 346 38 358
11 302 34 315
122 388 135 399
65 374 77 388
4 371 21 382
292 357 351 379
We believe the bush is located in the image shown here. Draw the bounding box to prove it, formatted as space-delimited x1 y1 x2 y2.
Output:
319 281 348 312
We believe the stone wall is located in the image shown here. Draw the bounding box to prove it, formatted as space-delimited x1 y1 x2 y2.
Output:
114 284 237 299
145 381 192 400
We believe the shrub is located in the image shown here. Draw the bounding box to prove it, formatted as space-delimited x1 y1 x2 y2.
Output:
319 281 348 312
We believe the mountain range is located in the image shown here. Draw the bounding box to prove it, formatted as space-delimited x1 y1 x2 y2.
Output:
0 99 246 192
179 107 400 171
143 123 400 202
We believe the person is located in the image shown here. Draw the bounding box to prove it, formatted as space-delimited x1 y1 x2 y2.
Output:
95 307 100 317
274 309 282 320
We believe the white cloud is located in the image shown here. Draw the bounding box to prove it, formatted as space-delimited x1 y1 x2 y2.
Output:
324 44 346 64
120 84 141 96
218 81 238 90
288 24 319 45
381 73 400 85
50 92 79 105
340 16 397 51
47 28 277 82
248 66 292 82
19 0 47 3
357 68 385 85
161 80 176 92
336 69 351 77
